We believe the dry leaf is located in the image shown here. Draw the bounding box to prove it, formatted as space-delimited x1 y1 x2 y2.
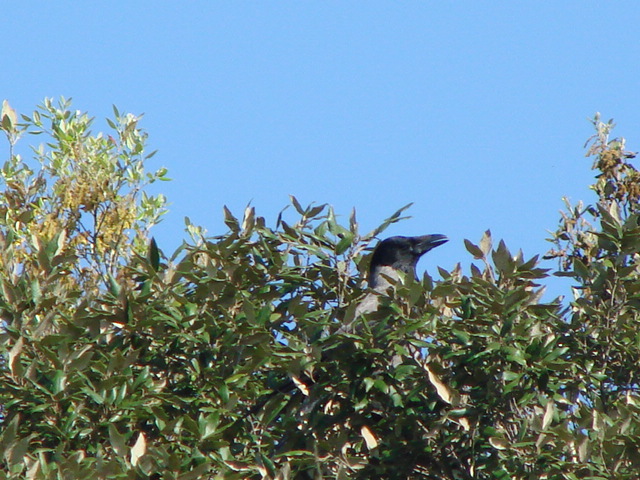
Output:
324 399 337 414
130 432 146 466
542 400 554 430
361 425 378 450
241 205 255 233
480 230 492 254
456 417 471 431
292 376 309 396
425 364 458 405
225 461 251 472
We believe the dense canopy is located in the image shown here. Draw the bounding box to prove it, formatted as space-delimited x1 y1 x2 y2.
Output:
1 101 640 479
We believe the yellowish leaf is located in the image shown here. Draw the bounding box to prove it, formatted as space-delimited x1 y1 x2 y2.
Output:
55 229 67 257
153 378 167 392
489 437 509 450
8 337 24 377
275 461 291 480
609 200 621 221
536 432 550 451
578 436 589 462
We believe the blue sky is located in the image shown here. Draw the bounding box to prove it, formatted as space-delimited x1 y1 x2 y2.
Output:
4 3 640 298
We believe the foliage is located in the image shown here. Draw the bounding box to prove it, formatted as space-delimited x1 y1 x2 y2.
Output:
0 98 168 296
1 102 640 479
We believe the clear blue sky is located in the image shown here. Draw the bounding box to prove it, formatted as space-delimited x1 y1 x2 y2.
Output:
4 3 640 298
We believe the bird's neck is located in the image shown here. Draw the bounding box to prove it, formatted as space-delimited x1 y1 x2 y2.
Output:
370 265 403 292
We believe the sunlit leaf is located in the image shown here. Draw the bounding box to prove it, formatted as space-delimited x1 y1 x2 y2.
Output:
130 432 146 466
1 99 17 131
424 363 459 406
542 400 554 430
291 376 309 396
8 337 24 377
361 425 378 450
480 229 492 254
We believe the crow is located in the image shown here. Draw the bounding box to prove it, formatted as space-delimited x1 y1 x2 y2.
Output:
355 234 449 317
238 234 448 423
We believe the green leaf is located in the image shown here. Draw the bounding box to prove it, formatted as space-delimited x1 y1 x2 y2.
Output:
464 239 484 259
223 205 240 232
349 207 358 234
148 237 160 272
0 415 19 458
51 370 66 395
6 437 29 468
290 195 305 215
107 274 121 297
307 204 326 218
260 453 276 477
492 239 514 274
366 202 413 239
31 278 42 305
108 424 127 457
335 232 354 255
177 461 212 480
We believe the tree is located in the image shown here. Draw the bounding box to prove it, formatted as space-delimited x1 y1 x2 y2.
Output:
1 101 639 479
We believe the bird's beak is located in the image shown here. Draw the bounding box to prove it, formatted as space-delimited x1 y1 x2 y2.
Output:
415 234 448 254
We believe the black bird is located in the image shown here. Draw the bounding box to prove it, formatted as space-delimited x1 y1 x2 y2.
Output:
355 234 448 316
240 234 448 420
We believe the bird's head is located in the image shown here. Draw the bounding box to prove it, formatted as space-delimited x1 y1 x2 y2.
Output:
368 234 448 288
